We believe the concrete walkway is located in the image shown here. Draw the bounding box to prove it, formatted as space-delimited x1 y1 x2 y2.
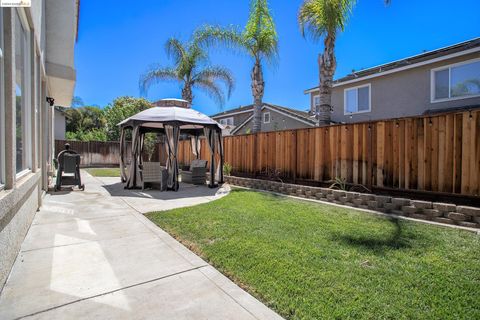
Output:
0 172 283 320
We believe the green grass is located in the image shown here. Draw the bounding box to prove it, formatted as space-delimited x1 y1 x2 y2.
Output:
85 167 121 177
146 189 480 320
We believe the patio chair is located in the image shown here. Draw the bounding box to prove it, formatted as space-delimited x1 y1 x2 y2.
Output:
54 144 84 191
141 162 168 191
180 159 208 185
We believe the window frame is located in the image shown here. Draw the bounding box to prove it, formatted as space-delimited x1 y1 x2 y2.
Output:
343 83 371 115
263 112 270 124
15 9 32 179
430 57 480 103
0 9 5 189
219 117 233 126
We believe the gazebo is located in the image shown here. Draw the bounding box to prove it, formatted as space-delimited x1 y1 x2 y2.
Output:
118 99 224 191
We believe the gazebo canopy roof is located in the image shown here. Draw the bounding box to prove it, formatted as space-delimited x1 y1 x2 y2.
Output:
118 99 223 131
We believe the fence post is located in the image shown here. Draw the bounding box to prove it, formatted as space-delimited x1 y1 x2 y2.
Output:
293 130 297 184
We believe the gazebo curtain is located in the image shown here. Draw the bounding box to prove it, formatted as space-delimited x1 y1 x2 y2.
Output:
119 128 127 183
216 130 224 184
126 126 141 189
191 135 201 159
204 128 223 188
121 126 223 191
165 125 180 191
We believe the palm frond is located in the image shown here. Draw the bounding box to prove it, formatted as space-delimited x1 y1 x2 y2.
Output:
194 24 249 56
298 0 356 41
165 37 187 66
139 66 180 96
245 0 279 63
194 78 227 107
194 66 235 98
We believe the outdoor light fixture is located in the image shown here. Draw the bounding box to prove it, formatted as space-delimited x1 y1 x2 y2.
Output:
46 97 55 106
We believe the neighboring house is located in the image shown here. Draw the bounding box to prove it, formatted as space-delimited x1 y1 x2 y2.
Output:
305 38 480 123
211 103 317 135
0 2 79 288
54 107 66 140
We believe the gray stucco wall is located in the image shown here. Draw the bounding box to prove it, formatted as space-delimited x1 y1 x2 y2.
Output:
309 52 480 123
0 173 40 289
235 108 314 135
54 109 65 140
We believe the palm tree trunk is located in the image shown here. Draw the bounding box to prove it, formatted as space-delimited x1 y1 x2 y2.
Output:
181 84 193 107
317 34 336 125
251 59 264 133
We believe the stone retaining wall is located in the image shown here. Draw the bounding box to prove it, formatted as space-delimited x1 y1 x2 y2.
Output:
225 176 480 229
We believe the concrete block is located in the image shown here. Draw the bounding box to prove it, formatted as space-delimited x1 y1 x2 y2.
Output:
411 200 433 210
432 217 454 225
359 194 374 201
402 206 418 215
320 188 331 196
339 196 348 204
331 190 346 199
315 192 325 199
447 212 468 221
456 221 479 228
359 205 369 210
423 209 442 217
367 201 378 210
326 194 335 202
456 206 480 217
391 210 405 216
410 213 429 220
374 195 391 206
352 199 364 207
392 198 411 207
384 203 396 212
432 203 456 213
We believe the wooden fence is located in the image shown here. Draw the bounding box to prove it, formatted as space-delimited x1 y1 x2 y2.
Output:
56 109 480 197
177 109 480 197
54 140 167 167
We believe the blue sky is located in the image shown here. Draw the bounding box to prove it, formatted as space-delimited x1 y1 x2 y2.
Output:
74 0 480 115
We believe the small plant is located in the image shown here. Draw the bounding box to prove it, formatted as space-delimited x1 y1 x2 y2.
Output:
329 177 347 190
261 167 284 183
223 162 233 176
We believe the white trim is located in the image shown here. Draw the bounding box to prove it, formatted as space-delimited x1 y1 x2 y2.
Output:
263 112 270 124
0 9 4 187
14 9 33 175
212 108 253 119
344 83 372 115
230 115 253 135
430 57 480 103
15 169 31 181
304 46 480 94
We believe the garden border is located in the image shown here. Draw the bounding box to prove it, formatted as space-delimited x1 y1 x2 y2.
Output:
224 176 480 231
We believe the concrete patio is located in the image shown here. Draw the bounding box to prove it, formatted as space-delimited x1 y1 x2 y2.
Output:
0 172 282 320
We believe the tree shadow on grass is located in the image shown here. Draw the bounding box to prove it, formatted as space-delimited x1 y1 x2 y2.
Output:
333 216 416 254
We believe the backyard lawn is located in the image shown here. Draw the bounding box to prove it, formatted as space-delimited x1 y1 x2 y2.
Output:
85 167 121 177
147 189 480 320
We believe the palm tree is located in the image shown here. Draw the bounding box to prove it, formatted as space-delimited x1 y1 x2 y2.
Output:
195 0 278 133
139 36 235 107
298 0 356 125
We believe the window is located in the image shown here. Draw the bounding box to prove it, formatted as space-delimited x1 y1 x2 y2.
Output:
313 95 320 113
219 117 233 126
431 59 480 102
15 11 31 176
0 10 4 187
344 84 371 114
263 112 270 124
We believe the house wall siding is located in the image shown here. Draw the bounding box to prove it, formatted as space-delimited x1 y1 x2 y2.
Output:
310 52 480 123
235 108 313 135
